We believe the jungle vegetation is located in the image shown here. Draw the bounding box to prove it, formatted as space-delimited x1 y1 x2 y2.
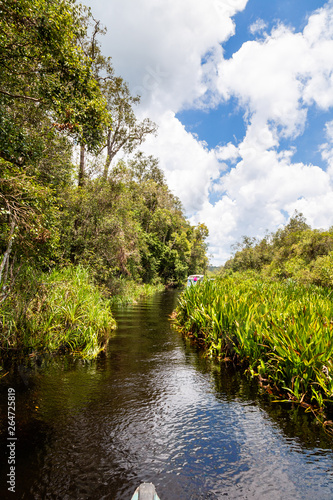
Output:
0 0 208 356
223 211 333 287
175 275 333 432
174 214 333 431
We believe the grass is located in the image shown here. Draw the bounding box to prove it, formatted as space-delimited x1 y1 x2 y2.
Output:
174 275 333 431
108 278 165 305
0 267 166 358
0 266 116 358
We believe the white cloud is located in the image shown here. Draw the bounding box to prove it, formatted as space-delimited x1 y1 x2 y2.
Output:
285 193 333 229
217 26 310 139
83 0 333 264
320 120 333 176
325 120 333 142
85 0 248 113
194 147 332 265
190 197 238 263
82 0 250 221
301 5 333 109
217 3 333 140
143 111 220 214
193 1 333 263
86 0 250 218
249 18 268 35
215 142 240 162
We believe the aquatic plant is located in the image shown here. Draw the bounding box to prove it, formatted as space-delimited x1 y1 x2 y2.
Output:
174 276 333 429
0 266 116 358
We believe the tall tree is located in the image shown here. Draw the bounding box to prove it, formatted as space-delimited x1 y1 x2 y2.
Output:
76 17 110 186
101 77 157 179
0 0 110 300
0 0 109 166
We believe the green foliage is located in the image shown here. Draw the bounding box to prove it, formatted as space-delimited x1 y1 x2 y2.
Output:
0 0 109 159
60 175 143 285
0 0 210 358
0 266 116 358
224 212 333 287
61 158 209 288
109 279 165 305
174 276 333 425
100 78 157 179
0 159 62 305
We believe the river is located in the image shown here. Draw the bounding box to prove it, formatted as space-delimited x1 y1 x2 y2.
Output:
0 290 333 499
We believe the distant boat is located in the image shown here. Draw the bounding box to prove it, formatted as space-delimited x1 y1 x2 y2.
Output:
186 274 204 287
131 483 161 500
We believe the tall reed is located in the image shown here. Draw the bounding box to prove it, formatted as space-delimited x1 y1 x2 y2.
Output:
0 266 116 358
109 278 165 305
174 276 333 425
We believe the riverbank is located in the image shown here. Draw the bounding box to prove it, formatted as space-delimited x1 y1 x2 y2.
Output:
0 266 116 359
0 266 164 359
109 279 165 306
173 274 333 432
2 288 332 499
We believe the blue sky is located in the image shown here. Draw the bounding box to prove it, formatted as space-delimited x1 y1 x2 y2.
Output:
83 0 333 264
223 0 325 57
178 0 330 169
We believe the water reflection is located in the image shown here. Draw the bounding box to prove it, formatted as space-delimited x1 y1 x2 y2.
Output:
0 290 332 499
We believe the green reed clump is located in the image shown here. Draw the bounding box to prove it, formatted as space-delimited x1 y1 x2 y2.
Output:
0 266 116 358
109 278 165 305
174 276 333 421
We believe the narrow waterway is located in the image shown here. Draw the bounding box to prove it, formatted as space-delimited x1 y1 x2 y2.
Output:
1 290 333 499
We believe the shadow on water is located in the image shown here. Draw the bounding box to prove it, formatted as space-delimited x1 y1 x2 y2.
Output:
0 290 332 499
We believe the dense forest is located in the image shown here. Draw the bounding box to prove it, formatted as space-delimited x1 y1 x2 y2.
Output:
0 0 208 355
222 211 333 287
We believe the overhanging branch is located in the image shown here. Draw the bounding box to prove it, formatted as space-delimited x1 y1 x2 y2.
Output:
0 89 41 102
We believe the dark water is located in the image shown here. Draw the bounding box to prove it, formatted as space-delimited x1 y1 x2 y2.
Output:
1 290 333 499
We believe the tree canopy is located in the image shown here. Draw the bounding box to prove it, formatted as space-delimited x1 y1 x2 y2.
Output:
0 0 110 165
0 0 209 308
223 212 333 287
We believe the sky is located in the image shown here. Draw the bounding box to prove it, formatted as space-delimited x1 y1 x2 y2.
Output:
82 0 333 265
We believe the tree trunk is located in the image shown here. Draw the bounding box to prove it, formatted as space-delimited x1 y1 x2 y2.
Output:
0 218 16 303
102 128 117 180
103 154 111 180
78 144 85 187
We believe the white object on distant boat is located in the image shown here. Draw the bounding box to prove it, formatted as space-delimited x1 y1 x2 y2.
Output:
131 482 160 500
186 274 204 287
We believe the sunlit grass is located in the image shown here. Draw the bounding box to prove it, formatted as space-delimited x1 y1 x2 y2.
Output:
109 278 165 305
1 266 116 358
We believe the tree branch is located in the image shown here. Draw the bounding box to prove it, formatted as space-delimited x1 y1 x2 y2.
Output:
0 89 41 102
